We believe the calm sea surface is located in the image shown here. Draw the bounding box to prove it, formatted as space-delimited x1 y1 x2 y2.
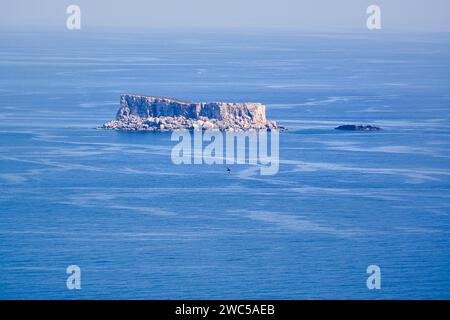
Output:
0 30 449 299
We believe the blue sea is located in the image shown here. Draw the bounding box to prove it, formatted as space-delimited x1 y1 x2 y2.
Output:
0 29 449 299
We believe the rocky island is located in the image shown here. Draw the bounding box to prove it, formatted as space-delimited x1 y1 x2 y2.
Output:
100 94 284 132
335 124 382 131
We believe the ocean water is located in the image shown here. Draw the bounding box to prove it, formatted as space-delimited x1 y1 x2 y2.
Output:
0 29 450 299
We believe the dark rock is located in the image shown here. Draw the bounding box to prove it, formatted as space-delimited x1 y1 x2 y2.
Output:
335 124 382 131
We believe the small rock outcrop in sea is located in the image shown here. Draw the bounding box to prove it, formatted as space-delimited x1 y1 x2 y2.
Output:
100 94 285 132
335 124 382 131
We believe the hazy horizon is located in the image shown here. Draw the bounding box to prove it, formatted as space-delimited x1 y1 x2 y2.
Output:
1 0 450 32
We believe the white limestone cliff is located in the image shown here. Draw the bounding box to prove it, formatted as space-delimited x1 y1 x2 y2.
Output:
101 94 284 132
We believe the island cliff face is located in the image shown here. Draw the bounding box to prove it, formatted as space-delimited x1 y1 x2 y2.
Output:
101 94 283 131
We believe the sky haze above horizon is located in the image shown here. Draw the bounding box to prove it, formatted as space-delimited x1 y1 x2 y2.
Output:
1 0 450 32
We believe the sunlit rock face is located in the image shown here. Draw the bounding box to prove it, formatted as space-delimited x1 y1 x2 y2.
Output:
101 94 283 132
